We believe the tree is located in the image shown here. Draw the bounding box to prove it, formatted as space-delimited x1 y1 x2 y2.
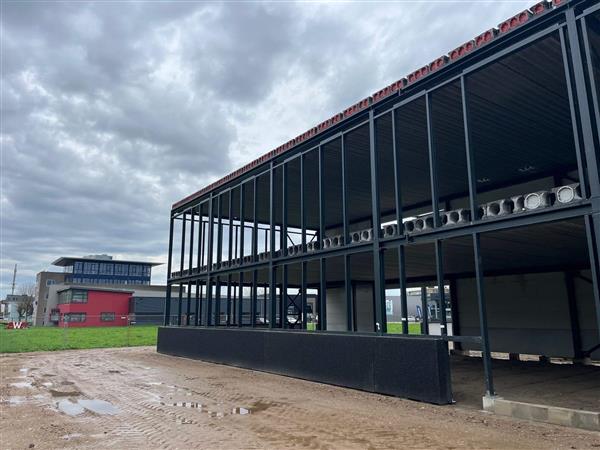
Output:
16 283 36 321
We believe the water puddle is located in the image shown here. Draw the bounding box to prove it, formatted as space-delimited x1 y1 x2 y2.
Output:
4 396 26 404
60 381 75 385
42 382 53 387
61 433 83 441
56 399 119 416
78 399 119 415
161 401 203 409
57 400 85 416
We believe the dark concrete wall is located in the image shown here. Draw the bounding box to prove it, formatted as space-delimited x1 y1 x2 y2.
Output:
157 327 452 405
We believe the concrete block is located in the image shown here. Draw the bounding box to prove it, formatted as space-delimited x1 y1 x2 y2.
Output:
524 190 553 211
571 410 600 431
552 183 582 205
547 407 575 428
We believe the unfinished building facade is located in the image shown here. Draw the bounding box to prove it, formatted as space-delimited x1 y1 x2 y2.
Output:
159 0 600 415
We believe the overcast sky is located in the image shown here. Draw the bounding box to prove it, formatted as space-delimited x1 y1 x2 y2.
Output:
1 0 531 297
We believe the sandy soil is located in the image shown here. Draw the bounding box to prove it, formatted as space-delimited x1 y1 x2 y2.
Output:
1 347 598 449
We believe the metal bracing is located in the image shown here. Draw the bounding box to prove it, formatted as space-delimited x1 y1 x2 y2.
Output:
473 233 495 397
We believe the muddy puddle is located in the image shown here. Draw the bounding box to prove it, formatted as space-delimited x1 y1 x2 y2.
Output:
57 399 119 416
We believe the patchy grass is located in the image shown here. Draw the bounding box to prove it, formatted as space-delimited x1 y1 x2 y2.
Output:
387 322 423 335
0 325 158 353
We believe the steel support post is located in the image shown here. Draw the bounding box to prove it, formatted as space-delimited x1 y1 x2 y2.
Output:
180 211 187 278
282 265 288 329
398 245 409 334
566 9 600 202
461 76 478 220
426 92 441 228
206 195 214 275
251 269 258 327
188 206 195 275
253 178 258 261
226 274 232 326
198 280 204 326
560 27 590 199
368 110 386 333
186 281 192 326
341 134 349 245
215 277 221 326
216 195 223 265
449 278 461 349
584 215 600 343
391 109 404 235
318 145 327 330
177 283 183 326
435 240 447 336
238 272 244 327
344 254 353 331
206 277 212 326
269 162 277 328
240 183 245 262
228 193 233 264
282 163 288 256
301 261 307 329
194 279 200 326
319 258 327 330
197 205 204 269
420 286 429 335
581 16 600 149
164 215 174 325
301 154 306 251
473 233 495 397
564 272 583 358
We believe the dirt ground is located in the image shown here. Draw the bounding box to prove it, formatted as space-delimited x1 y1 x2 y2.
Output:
1 347 598 449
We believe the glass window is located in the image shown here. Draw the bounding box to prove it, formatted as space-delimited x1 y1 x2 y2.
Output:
59 290 87 304
101 312 115 321
74 262 84 274
46 279 57 286
83 262 98 274
64 313 86 322
99 263 114 275
114 264 129 276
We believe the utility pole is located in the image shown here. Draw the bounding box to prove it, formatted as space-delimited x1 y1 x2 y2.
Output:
11 264 17 295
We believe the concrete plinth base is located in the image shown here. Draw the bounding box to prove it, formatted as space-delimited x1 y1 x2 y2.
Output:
483 396 600 431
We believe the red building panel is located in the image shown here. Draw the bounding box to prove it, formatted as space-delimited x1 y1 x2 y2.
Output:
58 290 131 327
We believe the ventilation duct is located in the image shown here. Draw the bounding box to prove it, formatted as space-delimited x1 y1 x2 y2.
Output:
360 229 373 242
350 231 361 244
441 209 470 226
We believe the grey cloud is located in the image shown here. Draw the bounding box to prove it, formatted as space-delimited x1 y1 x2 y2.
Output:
1 0 530 294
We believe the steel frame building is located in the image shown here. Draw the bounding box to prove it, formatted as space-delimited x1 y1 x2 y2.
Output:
161 0 600 404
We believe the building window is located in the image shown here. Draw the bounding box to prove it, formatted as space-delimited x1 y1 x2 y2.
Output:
99 263 114 275
74 262 84 274
83 262 99 274
46 279 57 286
63 313 86 322
114 264 129 276
58 290 88 304
100 312 115 322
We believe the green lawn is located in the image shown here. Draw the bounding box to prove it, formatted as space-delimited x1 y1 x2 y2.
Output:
0 325 158 353
306 322 421 334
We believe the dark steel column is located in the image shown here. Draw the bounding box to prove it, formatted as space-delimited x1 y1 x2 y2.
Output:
226 274 232 326
368 110 386 333
318 145 327 330
282 163 288 256
188 207 195 275
398 245 409 334
251 269 258 327
164 215 174 326
420 286 429 335
197 205 203 270
194 279 200 327
584 215 600 343
228 193 233 265
449 278 461 348
216 195 223 266
240 183 245 262
344 254 353 331
341 134 349 245
198 280 204 326
206 277 212 326
426 92 441 228
301 154 306 251
391 109 404 235
473 233 495 397
238 272 244 327
461 76 478 220
186 281 192 326
269 162 277 328
564 272 583 359
177 283 183 327
215 276 221 326
282 265 288 329
178 212 187 326
253 178 258 261
301 260 307 329
435 240 447 336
